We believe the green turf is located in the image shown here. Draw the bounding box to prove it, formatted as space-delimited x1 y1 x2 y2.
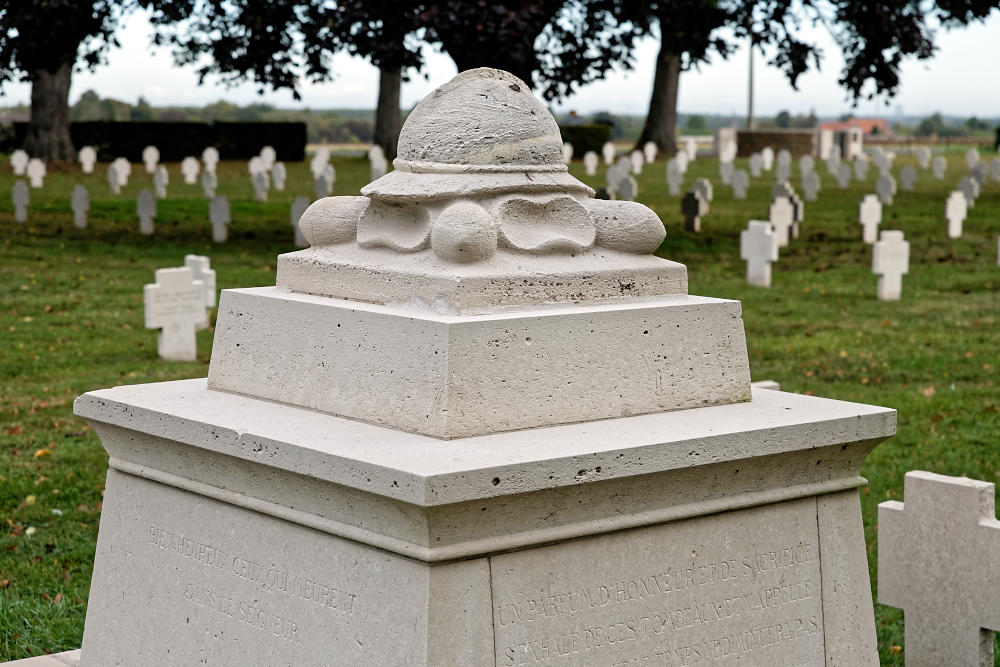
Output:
1 149 998 662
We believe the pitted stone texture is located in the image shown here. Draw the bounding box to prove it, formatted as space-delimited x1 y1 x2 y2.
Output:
207 287 750 439
396 68 561 167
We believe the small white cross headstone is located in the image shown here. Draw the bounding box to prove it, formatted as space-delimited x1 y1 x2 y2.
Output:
210 195 230 243
142 145 160 174
111 157 130 186
601 141 615 165
606 160 627 198
153 165 169 199
768 196 795 247
11 149 28 175
719 160 734 185
310 152 329 180
760 146 774 170
370 154 388 181
916 147 931 169
872 230 909 300
776 149 791 168
617 175 638 201
749 153 762 177
71 185 89 229
629 150 644 175
291 196 310 248
252 171 269 202
583 151 598 176
248 156 265 177
719 142 737 163
137 190 156 235
731 169 749 200
200 169 216 198
965 148 980 169
143 267 206 362
801 171 820 201
837 163 851 189
12 181 28 223
692 177 713 203
684 137 696 161
561 142 573 164
367 144 384 163
181 156 200 185
322 163 336 189
78 146 97 174
184 254 216 329
674 151 689 174
643 141 657 163
990 157 1000 183
665 160 683 196
260 145 277 171
958 176 979 208
876 174 896 205
879 470 1000 667
107 164 120 195
272 162 287 191
858 194 882 244
202 147 219 173
314 174 332 199
931 156 947 180
900 165 917 192
775 160 790 184
26 158 45 188
681 191 707 232
853 156 868 181
740 220 778 287
799 155 814 176
946 191 968 239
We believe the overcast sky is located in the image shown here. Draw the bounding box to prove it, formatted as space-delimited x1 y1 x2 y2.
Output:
3 9 998 118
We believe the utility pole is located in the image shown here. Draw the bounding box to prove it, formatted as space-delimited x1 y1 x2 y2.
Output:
747 35 755 130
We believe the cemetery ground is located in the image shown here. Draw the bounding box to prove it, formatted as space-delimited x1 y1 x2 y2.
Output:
1 150 998 664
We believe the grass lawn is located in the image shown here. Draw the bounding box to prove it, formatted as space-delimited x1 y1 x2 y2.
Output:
1 148 998 662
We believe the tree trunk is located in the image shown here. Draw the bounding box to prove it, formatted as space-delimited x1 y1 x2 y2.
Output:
373 65 402 161
636 43 681 156
23 61 75 162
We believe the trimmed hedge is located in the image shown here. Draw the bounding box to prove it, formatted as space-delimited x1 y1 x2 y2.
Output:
558 124 611 156
0 121 307 161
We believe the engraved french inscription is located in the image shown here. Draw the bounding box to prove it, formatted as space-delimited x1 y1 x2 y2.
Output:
491 498 824 666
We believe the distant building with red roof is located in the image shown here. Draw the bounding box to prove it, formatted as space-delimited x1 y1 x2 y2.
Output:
820 118 892 137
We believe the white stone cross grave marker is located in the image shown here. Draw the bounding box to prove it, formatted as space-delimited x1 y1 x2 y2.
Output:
674 150 689 174
740 220 779 288
111 157 130 186
876 173 896 205
210 195 230 243
799 155 814 176
370 154 388 181
202 147 219 173
965 148 980 169
200 169 216 199
601 141 615 165
71 185 89 229
719 141 737 163
606 158 630 198
858 194 882 244
12 181 28 223
26 158 45 188
142 145 160 174
11 149 28 175
871 230 909 300
970 162 987 186
681 190 707 232
184 254 216 329
617 175 638 201
879 470 1000 667
931 156 947 180
107 164 120 195
684 137 696 161
137 190 156 235
291 196 310 248
692 177 713 203
776 148 791 168
900 165 917 192
768 196 795 247
143 267 206 361
78 146 96 174
801 171 820 201
314 173 332 199
583 151 598 176
916 147 931 169
719 160 733 185
946 191 968 239
181 156 199 185
775 159 790 184
761 146 774 170
322 163 335 190
731 169 749 200
367 144 384 162
248 156 265 177
749 152 762 177
260 145 276 170
665 160 682 196
642 141 657 163
629 150 643 175
958 176 979 208
272 162 287 191
837 163 851 189
154 165 168 199
561 142 573 164
252 171 269 202
853 156 868 181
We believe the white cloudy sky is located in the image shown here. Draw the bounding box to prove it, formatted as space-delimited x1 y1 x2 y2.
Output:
2 9 998 118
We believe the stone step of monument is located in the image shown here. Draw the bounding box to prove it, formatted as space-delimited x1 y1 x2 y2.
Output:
2 650 80 666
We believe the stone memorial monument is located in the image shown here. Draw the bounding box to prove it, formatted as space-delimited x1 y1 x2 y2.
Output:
583 150 599 175
184 254 217 330
291 196 310 248
872 230 909 301
72 68 895 667
78 146 97 174
858 194 882 244
11 149 28 175
12 180 28 223
740 220 778 288
72 185 89 230
137 190 156 235
210 195 231 243
142 267 206 361
182 156 200 185
879 470 1000 666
